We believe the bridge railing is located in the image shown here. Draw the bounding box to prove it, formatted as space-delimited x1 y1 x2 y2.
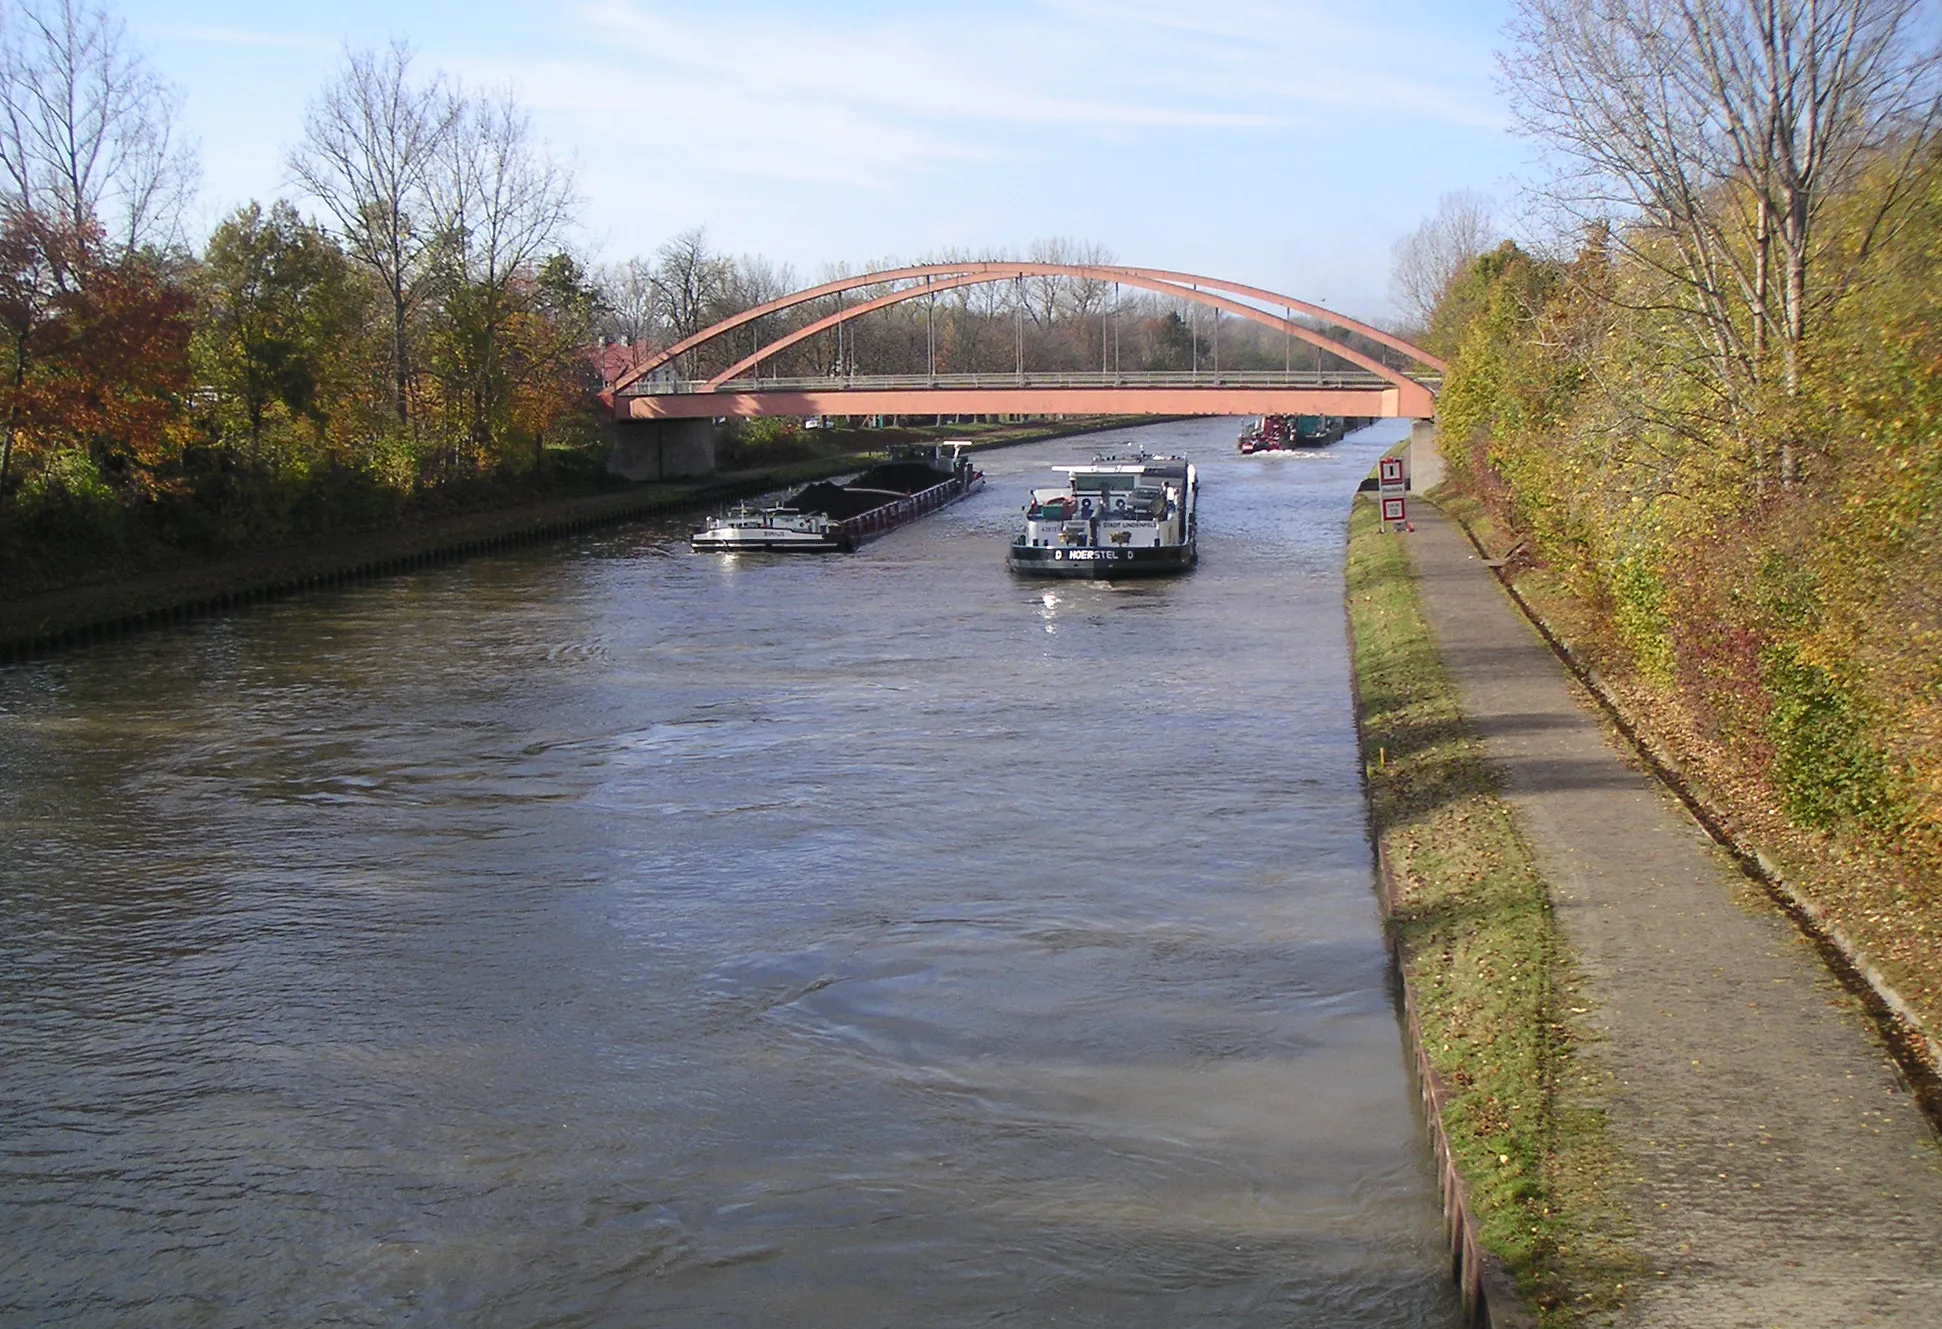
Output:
617 369 1438 397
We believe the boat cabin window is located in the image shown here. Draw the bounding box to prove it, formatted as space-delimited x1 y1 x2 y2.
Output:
1072 473 1137 493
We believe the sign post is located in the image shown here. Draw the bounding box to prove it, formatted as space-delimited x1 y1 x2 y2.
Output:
1378 455 1410 533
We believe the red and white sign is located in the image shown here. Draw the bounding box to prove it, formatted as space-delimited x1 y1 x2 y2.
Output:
1379 457 1405 487
1382 496 1407 523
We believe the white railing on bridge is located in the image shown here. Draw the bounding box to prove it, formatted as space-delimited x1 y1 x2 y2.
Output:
617 369 1438 397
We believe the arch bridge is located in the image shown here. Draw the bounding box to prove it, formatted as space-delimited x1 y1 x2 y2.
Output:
608 263 1442 423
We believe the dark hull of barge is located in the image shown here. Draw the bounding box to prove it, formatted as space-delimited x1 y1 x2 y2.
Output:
1005 542 1198 579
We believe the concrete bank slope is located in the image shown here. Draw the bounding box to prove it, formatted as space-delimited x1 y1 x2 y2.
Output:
1404 501 1942 1325
0 477 739 662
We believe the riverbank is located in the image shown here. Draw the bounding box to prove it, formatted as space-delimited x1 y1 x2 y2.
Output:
1352 483 1942 1326
0 414 1155 662
1433 486 1942 1108
1346 491 1626 1327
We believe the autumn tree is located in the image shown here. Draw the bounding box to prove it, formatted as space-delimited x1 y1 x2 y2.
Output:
195 202 365 456
422 87 575 468
0 208 68 499
290 42 457 426
0 210 190 509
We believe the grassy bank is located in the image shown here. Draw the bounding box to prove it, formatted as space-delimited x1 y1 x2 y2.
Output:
1346 492 1633 1323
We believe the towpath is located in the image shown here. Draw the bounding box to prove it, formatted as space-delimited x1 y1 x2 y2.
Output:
1403 500 1942 1327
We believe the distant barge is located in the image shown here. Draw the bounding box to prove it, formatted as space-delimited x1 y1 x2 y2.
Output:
1237 413 1346 452
691 443 984 553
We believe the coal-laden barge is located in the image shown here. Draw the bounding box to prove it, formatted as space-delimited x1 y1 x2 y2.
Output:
691 443 983 553
1006 451 1197 578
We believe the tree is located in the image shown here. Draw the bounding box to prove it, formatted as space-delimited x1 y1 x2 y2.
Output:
712 252 795 378
0 0 196 259
650 228 726 377
0 208 68 497
0 210 190 503
596 256 661 350
196 201 363 454
1390 190 1497 336
424 86 576 464
1502 0 1942 476
290 41 458 426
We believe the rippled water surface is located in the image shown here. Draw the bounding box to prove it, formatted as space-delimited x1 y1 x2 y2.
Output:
1 418 1459 1326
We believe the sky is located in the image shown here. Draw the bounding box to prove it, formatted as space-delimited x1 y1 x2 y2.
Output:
125 0 1534 323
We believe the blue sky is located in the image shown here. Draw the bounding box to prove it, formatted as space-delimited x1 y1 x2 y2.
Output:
126 0 1530 322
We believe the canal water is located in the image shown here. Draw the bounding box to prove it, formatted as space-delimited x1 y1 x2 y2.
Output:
0 418 1462 1326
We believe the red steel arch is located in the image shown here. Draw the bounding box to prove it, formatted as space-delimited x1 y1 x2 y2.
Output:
609 261 1442 397
701 266 1415 393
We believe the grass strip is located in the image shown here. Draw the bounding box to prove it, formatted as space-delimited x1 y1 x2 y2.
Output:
1346 493 1634 1324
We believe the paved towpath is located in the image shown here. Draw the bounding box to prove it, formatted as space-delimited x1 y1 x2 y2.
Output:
1405 500 1942 1327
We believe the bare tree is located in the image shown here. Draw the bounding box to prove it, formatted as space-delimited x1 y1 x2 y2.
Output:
290 41 458 424
1023 236 1074 329
0 0 197 258
1389 190 1497 331
596 256 661 349
1503 0 1942 470
712 252 794 376
650 227 726 376
429 84 576 456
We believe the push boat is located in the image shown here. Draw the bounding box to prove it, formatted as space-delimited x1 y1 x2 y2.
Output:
1237 413 1345 453
691 443 984 553
1006 451 1198 578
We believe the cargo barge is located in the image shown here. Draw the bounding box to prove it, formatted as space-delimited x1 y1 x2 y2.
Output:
1006 451 1197 578
692 443 983 553
1238 413 1345 453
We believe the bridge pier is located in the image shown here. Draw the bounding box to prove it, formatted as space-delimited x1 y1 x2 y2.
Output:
1411 419 1444 491
606 417 717 482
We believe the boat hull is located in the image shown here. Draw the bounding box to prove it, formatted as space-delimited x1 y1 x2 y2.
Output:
689 531 853 553
1005 541 1197 578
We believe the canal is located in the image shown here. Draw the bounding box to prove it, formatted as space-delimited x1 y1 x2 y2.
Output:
0 418 1462 1326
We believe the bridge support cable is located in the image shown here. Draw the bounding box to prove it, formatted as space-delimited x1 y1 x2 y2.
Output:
1013 277 1023 387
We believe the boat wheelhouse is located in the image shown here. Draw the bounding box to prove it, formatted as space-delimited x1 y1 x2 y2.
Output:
1006 451 1197 578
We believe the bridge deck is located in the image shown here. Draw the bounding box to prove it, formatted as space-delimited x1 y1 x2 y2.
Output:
616 371 1438 421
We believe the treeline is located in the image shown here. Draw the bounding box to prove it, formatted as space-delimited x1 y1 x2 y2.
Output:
1417 0 1941 890
0 17 617 576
